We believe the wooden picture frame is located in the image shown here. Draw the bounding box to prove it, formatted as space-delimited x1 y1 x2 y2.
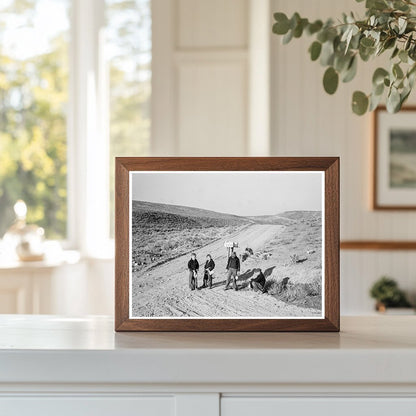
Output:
373 106 416 210
115 157 339 332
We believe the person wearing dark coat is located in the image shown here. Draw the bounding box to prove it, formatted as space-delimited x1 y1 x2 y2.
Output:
249 269 267 293
225 251 240 291
202 254 215 289
187 253 199 291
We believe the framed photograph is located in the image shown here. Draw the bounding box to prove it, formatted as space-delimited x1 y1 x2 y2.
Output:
373 106 416 209
115 157 339 332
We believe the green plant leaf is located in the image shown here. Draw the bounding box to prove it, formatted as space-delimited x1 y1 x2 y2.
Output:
398 16 407 34
383 37 396 50
309 41 322 61
393 63 404 79
405 33 413 50
282 29 293 44
323 67 339 94
293 17 308 38
372 67 389 86
352 91 369 115
273 13 290 34
320 40 335 66
391 47 399 59
307 20 323 35
369 92 383 111
366 0 388 8
342 56 357 82
360 37 375 48
387 87 401 112
334 52 351 72
399 49 408 63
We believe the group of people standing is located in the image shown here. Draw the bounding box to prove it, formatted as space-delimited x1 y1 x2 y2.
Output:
187 253 216 290
187 251 267 293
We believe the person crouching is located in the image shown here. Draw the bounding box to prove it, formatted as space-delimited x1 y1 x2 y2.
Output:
202 254 215 289
249 269 267 293
188 253 199 291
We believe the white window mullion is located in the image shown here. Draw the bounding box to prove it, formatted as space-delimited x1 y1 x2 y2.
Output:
69 0 109 256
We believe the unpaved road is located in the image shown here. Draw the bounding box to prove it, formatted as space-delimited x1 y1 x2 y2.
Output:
131 224 320 317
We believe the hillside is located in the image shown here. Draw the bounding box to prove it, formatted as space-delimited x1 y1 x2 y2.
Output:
277 210 322 221
132 200 251 228
131 202 323 317
246 215 295 225
131 201 322 276
131 200 250 272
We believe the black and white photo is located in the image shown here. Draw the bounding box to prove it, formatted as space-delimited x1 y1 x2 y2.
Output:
129 171 325 319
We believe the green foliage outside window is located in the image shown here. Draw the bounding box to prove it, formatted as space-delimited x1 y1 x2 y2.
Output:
0 0 151 240
0 0 69 238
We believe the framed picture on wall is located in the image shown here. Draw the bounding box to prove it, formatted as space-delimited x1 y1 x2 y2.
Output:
374 106 416 209
115 157 339 332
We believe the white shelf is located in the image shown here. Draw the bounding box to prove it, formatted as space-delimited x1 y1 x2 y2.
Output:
0 315 415 387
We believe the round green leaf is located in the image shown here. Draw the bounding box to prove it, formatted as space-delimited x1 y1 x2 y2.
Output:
342 56 357 83
323 67 339 95
273 13 290 35
405 34 413 51
399 50 408 63
369 92 382 112
384 37 396 50
352 91 369 115
309 41 322 61
387 88 401 113
373 82 384 96
307 20 323 35
360 37 375 48
391 47 399 59
282 29 293 44
372 68 389 86
393 63 404 79
359 44 374 62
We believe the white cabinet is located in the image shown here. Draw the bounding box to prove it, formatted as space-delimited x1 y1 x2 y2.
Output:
1 397 175 416
221 398 416 416
0 316 416 416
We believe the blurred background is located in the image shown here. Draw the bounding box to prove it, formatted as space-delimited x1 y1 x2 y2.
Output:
0 0 415 316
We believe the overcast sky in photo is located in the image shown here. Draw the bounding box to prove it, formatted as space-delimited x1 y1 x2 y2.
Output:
131 171 323 216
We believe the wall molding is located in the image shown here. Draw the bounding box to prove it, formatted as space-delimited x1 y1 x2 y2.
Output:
340 241 416 250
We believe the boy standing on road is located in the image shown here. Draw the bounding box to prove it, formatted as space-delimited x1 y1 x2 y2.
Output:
188 253 199 291
225 251 240 291
202 254 215 289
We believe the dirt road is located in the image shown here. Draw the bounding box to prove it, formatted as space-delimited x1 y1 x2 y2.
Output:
131 224 320 317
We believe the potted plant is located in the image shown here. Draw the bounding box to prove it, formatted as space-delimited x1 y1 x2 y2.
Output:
369 276 412 312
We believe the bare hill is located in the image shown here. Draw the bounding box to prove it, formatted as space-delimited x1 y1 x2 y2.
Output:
277 211 321 221
132 200 251 228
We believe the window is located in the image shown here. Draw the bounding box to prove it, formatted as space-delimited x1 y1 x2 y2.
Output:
106 0 151 237
0 0 70 239
0 0 151 250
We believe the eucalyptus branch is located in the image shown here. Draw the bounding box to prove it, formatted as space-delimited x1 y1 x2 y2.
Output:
272 0 416 115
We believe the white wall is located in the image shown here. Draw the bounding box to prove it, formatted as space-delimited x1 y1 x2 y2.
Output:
152 0 269 157
271 0 416 313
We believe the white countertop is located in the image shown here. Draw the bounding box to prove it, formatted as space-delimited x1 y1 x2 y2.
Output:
0 315 415 386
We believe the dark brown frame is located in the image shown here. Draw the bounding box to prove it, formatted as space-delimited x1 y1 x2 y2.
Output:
115 157 339 332
373 106 416 210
